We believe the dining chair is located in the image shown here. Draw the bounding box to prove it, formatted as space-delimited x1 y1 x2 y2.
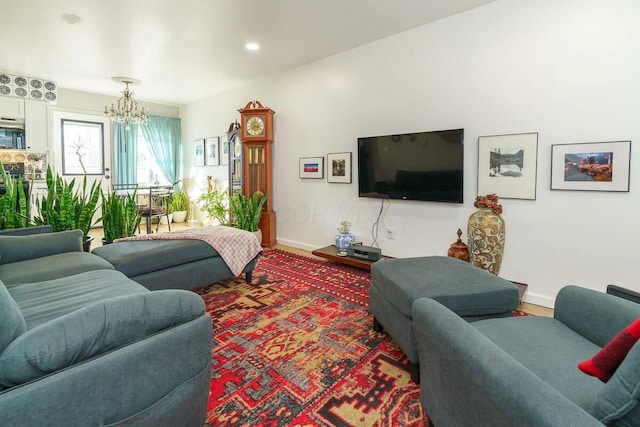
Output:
138 185 172 234
112 183 139 198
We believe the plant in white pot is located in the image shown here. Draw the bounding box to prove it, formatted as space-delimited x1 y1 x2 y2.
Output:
169 190 189 223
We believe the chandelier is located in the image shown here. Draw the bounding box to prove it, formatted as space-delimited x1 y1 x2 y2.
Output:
104 77 149 127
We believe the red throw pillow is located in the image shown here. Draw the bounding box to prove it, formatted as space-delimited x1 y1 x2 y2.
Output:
578 317 640 382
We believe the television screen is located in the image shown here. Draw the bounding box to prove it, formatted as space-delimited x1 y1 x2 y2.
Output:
357 129 464 203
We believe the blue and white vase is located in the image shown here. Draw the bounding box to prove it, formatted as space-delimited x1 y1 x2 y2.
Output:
335 233 356 252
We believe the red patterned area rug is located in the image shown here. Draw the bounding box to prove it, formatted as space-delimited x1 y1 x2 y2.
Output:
195 249 427 427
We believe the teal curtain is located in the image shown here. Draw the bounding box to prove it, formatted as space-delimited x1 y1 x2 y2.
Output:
113 122 138 185
141 115 182 187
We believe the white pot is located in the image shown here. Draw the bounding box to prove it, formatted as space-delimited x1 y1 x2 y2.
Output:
160 213 173 225
172 210 187 223
252 229 262 245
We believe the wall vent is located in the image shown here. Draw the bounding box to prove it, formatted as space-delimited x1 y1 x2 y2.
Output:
0 72 57 104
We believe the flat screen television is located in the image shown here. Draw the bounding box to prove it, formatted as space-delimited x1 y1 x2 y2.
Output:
357 128 464 203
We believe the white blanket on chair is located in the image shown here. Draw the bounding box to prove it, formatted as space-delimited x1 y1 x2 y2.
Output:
116 226 262 276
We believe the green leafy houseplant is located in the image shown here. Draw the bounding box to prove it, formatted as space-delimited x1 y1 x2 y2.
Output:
197 189 229 226
100 189 142 244
0 162 31 230
229 191 267 232
168 190 189 213
33 166 101 243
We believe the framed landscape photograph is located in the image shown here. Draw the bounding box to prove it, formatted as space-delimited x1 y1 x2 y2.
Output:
194 139 205 167
299 156 324 179
205 137 219 166
551 140 631 192
327 152 352 183
477 132 539 200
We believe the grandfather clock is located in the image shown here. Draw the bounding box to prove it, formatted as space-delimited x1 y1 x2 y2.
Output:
227 121 243 195
238 100 276 247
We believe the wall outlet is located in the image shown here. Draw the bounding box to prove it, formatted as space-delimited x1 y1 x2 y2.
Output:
387 228 394 240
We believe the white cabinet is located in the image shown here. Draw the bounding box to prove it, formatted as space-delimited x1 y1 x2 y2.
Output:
0 97 25 119
24 100 49 151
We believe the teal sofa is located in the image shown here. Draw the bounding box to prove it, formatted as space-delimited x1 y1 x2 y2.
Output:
0 227 212 426
413 285 640 426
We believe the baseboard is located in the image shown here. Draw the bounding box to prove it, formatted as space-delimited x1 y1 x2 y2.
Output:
275 238 319 253
521 291 554 309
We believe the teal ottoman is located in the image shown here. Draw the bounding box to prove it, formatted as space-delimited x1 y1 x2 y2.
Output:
369 256 519 382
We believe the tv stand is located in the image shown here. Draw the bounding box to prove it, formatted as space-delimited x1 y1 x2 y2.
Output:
311 245 392 271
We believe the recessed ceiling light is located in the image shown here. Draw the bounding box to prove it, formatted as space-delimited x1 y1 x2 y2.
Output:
61 13 82 25
245 43 260 51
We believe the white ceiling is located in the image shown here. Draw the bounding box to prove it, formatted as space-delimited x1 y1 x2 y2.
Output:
0 0 495 106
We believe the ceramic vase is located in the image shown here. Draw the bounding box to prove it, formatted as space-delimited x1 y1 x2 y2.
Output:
467 208 505 275
335 233 356 252
172 210 187 223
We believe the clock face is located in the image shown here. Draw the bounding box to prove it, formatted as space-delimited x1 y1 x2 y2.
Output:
246 116 265 136
234 137 242 157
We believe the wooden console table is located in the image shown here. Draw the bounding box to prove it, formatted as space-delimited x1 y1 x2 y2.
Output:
311 245 392 271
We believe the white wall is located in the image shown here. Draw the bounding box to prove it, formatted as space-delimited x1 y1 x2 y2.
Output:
180 0 640 307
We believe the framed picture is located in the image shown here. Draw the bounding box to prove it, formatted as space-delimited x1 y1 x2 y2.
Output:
220 135 229 166
327 152 352 184
205 137 219 166
299 157 324 179
551 140 631 192
478 132 539 200
194 139 205 167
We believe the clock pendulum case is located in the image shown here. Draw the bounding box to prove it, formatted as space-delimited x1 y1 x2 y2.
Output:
226 120 243 195
238 100 277 247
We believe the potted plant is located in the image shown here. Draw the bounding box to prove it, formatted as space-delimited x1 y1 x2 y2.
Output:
99 189 142 244
229 191 267 242
169 190 189 223
0 162 32 230
197 188 230 226
0 163 32 230
33 166 101 251
335 220 356 253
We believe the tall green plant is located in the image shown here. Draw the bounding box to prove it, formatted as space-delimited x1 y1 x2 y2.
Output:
0 161 31 230
197 189 229 226
100 190 142 243
168 190 189 213
33 166 101 241
229 191 267 232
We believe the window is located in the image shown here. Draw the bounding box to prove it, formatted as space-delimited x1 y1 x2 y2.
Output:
61 119 104 175
136 129 168 184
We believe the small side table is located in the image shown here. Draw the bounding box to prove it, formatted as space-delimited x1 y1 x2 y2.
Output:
311 245 392 271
